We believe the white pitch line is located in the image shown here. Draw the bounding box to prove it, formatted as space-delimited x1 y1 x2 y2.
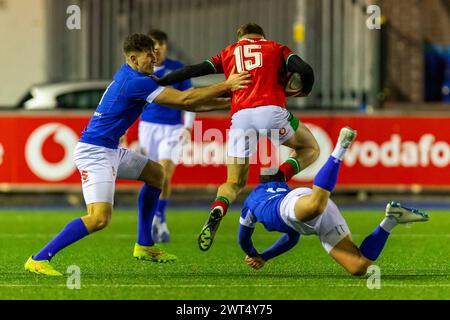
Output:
0 283 450 288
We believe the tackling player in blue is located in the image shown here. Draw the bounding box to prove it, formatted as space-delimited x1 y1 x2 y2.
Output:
238 127 429 275
24 33 251 276
139 30 195 243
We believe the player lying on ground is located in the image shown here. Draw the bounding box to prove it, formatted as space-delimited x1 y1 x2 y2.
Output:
239 127 429 275
24 33 251 276
155 22 318 252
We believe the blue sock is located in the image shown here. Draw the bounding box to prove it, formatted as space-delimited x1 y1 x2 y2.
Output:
313 156 341 192
156 199 168 223
33 218 89 261
137 183 161 246
359 226 390 261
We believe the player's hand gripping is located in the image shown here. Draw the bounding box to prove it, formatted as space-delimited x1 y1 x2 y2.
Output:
245 255 266 270
225 66 252 92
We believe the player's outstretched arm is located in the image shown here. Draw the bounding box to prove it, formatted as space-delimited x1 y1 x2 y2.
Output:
189 97 230 112
239 224 267 270
153 66 251 111
238 224 259 257
156 61 216 86
286 55 315 96
259 231 300 261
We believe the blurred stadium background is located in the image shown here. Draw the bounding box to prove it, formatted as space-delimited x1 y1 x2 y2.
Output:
0 0 449 207
0 0 449 301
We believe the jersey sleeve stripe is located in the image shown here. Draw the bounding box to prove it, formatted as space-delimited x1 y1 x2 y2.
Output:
285 53 297 67
205 59 217 73
240 209 256 228
239 216 255 228
146 86 166 104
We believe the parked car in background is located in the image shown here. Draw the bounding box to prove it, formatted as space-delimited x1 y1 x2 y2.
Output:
16 80 111 110
15 74 226 110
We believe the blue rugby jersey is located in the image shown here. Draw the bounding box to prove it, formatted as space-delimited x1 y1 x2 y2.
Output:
80 64 165 149
141 58 193 125
240 182 294 233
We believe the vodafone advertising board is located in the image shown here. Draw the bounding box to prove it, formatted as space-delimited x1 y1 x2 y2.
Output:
0 113 449 190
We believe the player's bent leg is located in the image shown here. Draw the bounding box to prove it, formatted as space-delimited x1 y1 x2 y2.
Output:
138 159 165 189
81 202 112 233
159 159 176 199
25 204 102 276
329 235 372 276
198 159 250 251
136 161 163 242
294 126 358 221
133 159 177 262
25 206 100 276
25 173 115 275
357 202 429 262
152 159 176 243
315 198 370 276
217 159 250 204
293 186 330 222
281 122 320 178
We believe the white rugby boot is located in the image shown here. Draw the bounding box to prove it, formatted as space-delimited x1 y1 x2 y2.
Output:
152 216 171 243
338 126 357 149
385 201 429 224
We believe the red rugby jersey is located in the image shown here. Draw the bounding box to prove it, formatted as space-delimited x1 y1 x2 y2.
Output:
207 38 294 116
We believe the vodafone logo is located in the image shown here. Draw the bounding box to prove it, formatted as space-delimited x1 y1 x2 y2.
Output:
291 123 333 181
25 123 79 181
345 134 450 168
290 128 449 182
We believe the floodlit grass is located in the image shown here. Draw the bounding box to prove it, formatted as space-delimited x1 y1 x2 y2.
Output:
0 208 449 300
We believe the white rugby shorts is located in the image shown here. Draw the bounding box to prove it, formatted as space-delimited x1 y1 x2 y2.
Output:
227 105 299 158
73 142 148 204
138 121 184 164
279 187 350 253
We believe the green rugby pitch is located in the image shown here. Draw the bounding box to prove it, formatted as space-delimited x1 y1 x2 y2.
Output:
0 208 449 300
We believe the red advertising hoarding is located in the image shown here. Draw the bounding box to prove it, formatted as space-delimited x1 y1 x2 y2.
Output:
0 112 449 190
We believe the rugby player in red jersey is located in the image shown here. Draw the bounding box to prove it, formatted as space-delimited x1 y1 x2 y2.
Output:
157 23 318 251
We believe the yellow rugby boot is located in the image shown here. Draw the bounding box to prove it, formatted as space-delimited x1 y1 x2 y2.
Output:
24 256 63 276
133 244 177 263
198 207 223 251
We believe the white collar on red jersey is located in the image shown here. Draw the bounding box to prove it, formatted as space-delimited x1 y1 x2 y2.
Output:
239 37 267 43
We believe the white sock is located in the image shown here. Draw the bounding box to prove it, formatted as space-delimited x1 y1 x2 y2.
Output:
331 143 347 161
380 216 398 233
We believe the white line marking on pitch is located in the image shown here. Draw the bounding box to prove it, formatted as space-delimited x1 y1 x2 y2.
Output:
0 283 449 288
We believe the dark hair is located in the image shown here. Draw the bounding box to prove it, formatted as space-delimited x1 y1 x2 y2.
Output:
123 33 154 54
237 23 266 39
148 29 168 44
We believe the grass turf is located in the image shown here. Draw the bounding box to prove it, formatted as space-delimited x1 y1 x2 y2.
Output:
0 208 449 300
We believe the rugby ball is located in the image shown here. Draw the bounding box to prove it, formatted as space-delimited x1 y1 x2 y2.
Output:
283 72 303 97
